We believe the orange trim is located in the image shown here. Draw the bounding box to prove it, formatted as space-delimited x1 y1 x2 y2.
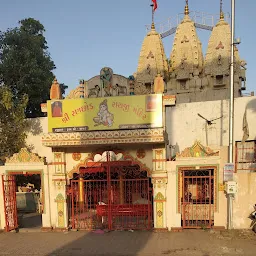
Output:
7 172 23 175
86 162 102 167
154 200 166 202
7 171 42 175
163 95 176 99
152 159 166 162
48 162 66 165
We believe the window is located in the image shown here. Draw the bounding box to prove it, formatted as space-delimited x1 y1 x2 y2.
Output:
180 80 187 90
236 141 256 172
214 75 224 87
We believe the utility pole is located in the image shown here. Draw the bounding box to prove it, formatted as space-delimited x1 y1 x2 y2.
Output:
228 0 235 230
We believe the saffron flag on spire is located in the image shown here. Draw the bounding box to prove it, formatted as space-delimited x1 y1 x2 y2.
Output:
152 0 158 11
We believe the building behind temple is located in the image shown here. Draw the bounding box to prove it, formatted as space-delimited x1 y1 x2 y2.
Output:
135 2 247 103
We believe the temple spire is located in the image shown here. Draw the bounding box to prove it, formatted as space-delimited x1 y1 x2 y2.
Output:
184 0 189 15
220 0 224 19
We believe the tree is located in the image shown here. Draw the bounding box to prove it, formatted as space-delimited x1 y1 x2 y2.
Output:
0 18 67 117
60 83 68 98
0 86 28 163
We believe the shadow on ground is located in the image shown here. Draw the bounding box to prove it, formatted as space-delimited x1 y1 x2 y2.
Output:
19 213 42 230
0 230 256 256
47 229 256 256
48 230 152 256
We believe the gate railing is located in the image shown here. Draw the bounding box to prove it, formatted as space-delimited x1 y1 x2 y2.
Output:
2 175 18 232
67 162 153 231
181 169 214 228
235 141 256 173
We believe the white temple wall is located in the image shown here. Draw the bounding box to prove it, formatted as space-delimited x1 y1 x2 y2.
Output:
166 96 256 156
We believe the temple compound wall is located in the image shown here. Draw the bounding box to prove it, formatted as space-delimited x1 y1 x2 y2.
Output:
0 94 255 231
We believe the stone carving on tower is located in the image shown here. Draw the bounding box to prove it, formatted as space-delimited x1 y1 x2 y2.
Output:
204 8 246 95
167 2 204 93
66 68 130 99
135 23 168 95
66 80 86 99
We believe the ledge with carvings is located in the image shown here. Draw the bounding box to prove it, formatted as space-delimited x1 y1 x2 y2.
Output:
176 140 219 159
42 128 165 147
5 148 46 165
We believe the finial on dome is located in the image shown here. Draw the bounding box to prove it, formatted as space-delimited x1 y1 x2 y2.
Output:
184 0 189 15
220 0 224 19
150 3 156 30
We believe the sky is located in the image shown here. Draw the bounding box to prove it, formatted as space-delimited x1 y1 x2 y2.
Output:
0 0 255 95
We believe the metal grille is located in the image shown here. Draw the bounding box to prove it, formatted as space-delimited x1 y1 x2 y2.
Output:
68 164 152 231
182 169 214 229
236 141 256 172
2 175 18 232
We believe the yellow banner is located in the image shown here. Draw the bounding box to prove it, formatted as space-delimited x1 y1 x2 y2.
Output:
47 94 162 133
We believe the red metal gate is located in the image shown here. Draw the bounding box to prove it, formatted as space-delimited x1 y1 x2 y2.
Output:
181 169 214 229
68 162 152 230
2 175 18 232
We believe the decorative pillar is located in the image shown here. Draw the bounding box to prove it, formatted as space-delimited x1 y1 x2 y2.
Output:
55 193 65 228
79 177 84 203
152 148 168 231
51 151 68 230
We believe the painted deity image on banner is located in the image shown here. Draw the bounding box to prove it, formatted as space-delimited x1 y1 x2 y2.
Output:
51 101 63 117
145 95 158 112
93 99 114 127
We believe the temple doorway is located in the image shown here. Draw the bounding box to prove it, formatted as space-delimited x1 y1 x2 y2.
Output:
2 172 43 231
181 168 215 229
15 173 43 230
67 153 153 231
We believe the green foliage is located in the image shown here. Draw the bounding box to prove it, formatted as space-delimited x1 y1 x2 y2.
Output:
60 83 68 98
0 86 28 163
0 18 67 117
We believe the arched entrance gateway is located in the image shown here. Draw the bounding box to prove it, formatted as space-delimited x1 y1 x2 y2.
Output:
67 151 153 230
0 148 48 232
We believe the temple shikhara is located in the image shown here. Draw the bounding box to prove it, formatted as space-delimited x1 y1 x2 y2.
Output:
0 1 255 232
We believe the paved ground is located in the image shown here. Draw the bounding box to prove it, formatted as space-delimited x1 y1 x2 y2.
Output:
0 229 256 256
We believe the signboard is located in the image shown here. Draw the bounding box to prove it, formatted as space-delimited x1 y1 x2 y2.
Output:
223 163 234 182
163 95 176 106
47 94 163 133
225 181 238 194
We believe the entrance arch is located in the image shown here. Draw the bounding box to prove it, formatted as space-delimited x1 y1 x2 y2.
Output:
0 148 49 232
67 151 153 230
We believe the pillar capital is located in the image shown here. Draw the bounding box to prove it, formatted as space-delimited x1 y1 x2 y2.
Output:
152 148 167 173
152 176 168 189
